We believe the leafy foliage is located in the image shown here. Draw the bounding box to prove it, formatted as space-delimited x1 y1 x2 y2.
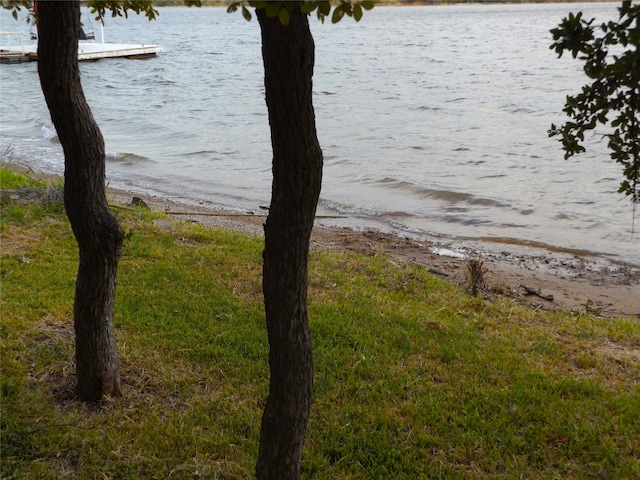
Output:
87 1 158 22
0 0 162 22
0 0 30 20
549 0 640 203
2 0 372 26
227 0 374 25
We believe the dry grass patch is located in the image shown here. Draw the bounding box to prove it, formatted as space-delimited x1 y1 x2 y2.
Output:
0 225 45 255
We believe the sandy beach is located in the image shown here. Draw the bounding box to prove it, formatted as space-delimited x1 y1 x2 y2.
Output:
106 188 640 320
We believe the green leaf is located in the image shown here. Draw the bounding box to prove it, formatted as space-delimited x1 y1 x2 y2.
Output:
353 3 363 22
242 5 252 21
301 2 317 14
266 1 281 18
318 0 330 16
248 1 268 9
361 0 375 10
278 7 290 25
331 4 344 23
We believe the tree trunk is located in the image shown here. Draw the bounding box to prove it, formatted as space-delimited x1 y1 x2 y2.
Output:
37 2 123 402
256 3 323 479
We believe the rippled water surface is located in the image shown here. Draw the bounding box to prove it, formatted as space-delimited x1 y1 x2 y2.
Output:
1 3 638 263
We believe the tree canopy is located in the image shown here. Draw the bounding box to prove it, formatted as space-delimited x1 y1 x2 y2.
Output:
2 0 374 24
227 0 374 24
1 0 160 21
549 0 640 204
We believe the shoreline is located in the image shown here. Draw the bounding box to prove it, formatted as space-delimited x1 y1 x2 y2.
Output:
3 162 638 318
3 162 640 321
107 186 640 320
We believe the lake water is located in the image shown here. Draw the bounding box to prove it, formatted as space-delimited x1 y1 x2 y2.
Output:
1 2 638 264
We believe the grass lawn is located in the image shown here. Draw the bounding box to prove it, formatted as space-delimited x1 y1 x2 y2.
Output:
1 167 639 479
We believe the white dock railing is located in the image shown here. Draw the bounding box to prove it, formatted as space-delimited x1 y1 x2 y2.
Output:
0 32 25 55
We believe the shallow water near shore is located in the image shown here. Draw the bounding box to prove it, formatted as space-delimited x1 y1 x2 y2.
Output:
1 2 638 264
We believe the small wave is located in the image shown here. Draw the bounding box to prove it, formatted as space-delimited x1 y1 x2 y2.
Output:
183 150 218 158
381 210 414 218
322 199 416 220
479 174 507 179
106 151 151 165
369 177 510 209
595 176 618 184
510 107 536 114
412 105 441 111
321 200 380 217
464 159 487 166
39 124 59 144
434 213 527 229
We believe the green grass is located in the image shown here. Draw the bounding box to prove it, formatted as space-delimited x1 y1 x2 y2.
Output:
1 168 639 479
0 165 64 225
0 167 53 190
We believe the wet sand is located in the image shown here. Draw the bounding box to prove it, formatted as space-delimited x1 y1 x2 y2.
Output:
108 189 640 320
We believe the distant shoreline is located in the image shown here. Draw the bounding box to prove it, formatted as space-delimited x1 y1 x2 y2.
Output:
153 0 621 7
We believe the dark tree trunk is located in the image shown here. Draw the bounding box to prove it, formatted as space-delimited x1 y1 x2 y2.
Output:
37 2 123 402
256 3 323 479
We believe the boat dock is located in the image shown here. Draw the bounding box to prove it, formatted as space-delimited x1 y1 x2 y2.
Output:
1 32 163 63
0 32 29 63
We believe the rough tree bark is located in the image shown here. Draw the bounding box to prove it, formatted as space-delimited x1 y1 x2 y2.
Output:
255 3 323 479
37 1 123 402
